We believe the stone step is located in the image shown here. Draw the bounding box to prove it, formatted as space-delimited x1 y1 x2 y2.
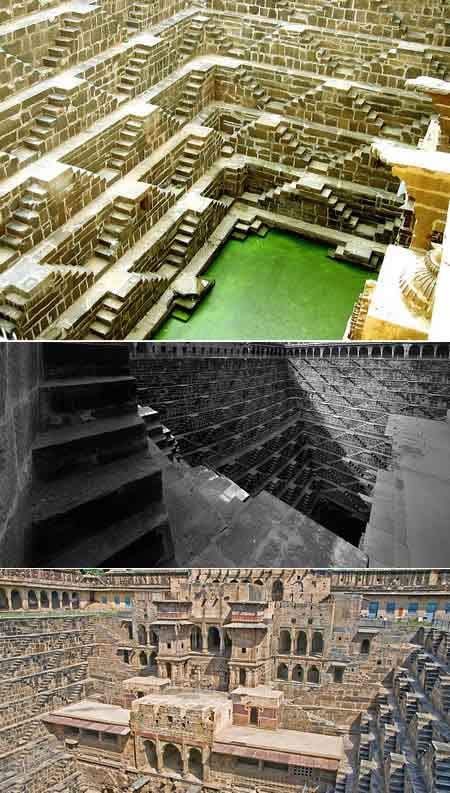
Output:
6 220 30 237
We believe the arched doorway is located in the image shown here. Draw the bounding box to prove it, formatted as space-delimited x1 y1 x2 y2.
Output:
191 626 202 651
307 666 320 684
40 591 49 608
71 592 79 609
62 592 70 608
188 747 203 780
11 590 22 609
292 665 304 682
279 630 291 654
277 663 288 680
144 740 157 769
163 744 182 775
138 625 147 645
272 580 284 601
239 668 246 685
51 591 60 609
165 662 172 679
0 589 9 610
249 707 258 725
296 631 307 655
311 632 323 655
207 626 220 653
361 638 371 655
28 590 38 609
139 651 147 666
224 632 232 658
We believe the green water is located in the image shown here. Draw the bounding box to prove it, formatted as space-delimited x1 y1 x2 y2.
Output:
154 229 374 340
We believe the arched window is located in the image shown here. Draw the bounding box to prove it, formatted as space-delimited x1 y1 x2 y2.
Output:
307 666 320 684
188 748 203 780
295 631 307 655
292 665 304 682
361 638 371 655
51 591 60 609
311 632 323 655
11 590 22 609
138 625 147 645
163 743 182 775
139 651 147 666
62 592 70 608
0 589 9 610
279 630 291 654
207 626 221 653
28 590 38 609
191 626 202 651
144 740 157 769
149 630 158 648
277 663 288 680
272 580 284 602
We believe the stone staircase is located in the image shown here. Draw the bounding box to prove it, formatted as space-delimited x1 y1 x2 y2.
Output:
236 66 272 110
116 43 153 97
179 18 205 61
171 134 206 191
164 211 199 270
95 198 135 261
1 182 48 252
127 1 150 31
108 118 144 173
0 48 42 99
176 71 206 123
42 14 83 69
22 91 71 153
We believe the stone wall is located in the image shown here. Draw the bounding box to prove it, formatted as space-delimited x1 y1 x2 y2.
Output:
0 343 40 564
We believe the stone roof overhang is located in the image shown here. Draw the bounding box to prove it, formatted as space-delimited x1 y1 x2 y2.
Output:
211 742 340 771
224 622 268 629
43 714 130 736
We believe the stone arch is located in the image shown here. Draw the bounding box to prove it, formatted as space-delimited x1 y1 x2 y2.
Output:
51 591 60 609
381 346 392 358
239 668 246 685
359 346 368 357
437 344 449 359
191 626 203 651
422 344 434 358
71 592 79 609
0 589 9 610
137 624 147 645
272 579 284 602
11 590 22 609
307 665 320 684
165 662 172 679
139 651 148 666
394 345 404 358
409 344 420 358
188 747 203 780
361 638 371 655
207 626 220 652
62 592 70 608
40 591 49 608
371 346 381 358
295 631 307 655
249 706 258 725
292 664 304 682
277 663 288 680
143 739 157 769
163 743 182 775
311 632 324 655
149 651 157 673
28 590 38 609
279 630 291 654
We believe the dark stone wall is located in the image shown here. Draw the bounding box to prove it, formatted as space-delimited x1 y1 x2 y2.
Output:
0 343 41 564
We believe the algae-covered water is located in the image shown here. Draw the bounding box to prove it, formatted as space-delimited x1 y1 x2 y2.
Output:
154 229 374 340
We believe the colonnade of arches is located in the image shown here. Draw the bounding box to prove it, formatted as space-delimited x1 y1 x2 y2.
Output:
144 342 450 360
189 625 232 656
143 739 204 780
0 587 80 611
276 662 320 684
278 629 324 656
